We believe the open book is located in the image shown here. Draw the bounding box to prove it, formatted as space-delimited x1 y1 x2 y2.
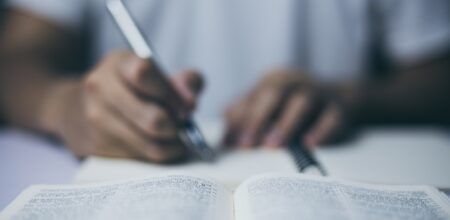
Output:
2 173 450 220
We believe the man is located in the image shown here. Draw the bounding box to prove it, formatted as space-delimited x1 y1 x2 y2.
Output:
1 0 449 162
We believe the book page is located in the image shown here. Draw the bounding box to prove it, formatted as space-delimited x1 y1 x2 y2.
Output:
234 174 450 220
1 174 232 220
75 149 297 189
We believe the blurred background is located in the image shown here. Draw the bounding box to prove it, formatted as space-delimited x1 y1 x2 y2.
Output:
0 0 449 210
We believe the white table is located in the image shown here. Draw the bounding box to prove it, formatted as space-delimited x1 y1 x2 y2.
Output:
316 127 450 188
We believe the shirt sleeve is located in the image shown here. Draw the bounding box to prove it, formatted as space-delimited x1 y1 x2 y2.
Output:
381 0 450 62
5 0 87 30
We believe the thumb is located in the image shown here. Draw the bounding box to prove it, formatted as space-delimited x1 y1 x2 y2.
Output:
171 70 204 111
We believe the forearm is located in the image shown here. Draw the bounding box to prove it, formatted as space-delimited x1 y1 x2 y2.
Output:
0 65 80 134
349 55 450 125
0 10 84 134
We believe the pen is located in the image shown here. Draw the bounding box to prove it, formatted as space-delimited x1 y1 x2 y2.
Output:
107 0 215 161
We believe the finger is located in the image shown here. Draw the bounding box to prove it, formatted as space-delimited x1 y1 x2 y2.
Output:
223 98 248 147
92 146 137 159
303 104 341 149
120 56 189 118
170 70 204 111
85 101 185 162
82 99 141 159
85 69 179 140
237 87 283 148
91 143 141 159
262 92 310 148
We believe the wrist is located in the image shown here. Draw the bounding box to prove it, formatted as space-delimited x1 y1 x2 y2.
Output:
40 79 81 136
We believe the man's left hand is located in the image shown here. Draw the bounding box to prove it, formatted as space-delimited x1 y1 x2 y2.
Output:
224 69 359 149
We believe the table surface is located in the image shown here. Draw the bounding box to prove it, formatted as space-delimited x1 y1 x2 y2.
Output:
315 127 450 188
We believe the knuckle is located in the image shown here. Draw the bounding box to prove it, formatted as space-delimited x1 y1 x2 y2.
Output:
148 107 168 126
260 86 278 98
85 105 102 124
264 69 304 88
266 70 281 79
126 59 151 84
252 90 278 113
291 92 309 105
143 107 173 136
262 69 287 84
83 74 100 93
226 102 246 126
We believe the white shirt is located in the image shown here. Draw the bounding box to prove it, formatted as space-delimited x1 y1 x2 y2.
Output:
6 0 450 121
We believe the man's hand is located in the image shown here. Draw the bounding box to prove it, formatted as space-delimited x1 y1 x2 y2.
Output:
47 51 203 162
224 70 358 149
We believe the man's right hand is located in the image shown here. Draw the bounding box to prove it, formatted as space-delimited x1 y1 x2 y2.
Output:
47 51 203 162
